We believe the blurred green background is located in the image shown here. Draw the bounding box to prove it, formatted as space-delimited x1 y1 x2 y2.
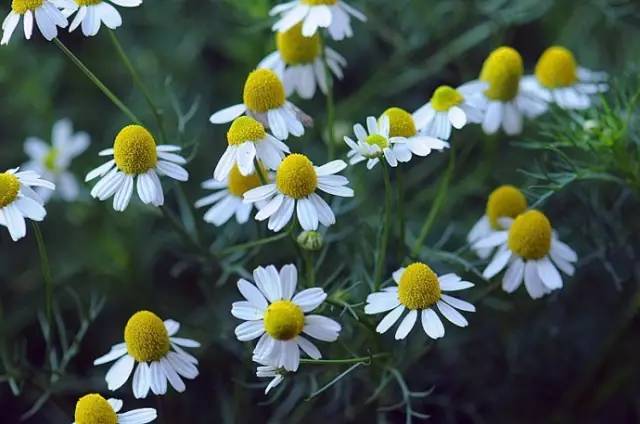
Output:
1 0 640 422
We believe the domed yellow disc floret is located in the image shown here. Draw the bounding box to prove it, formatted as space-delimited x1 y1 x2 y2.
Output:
398 263 441 310
11 0 44 13
486 185 528 229
302 0 337 4
479 47 524 101
431 86 464 112
365 134 389 150
243 69 286 113
113 125 158 175
383 107 417 138
0 173 20 208
124 311 170 362
535 46 578 89
74 394 117 424
76 0 102 6
508 210 552 260
228 165 262 197
263 300 305 340
227 116 266 146
277 23 322 65
276 154 317 199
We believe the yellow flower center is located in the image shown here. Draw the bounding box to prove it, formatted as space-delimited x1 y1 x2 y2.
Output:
486 185 528 230
302 0 337 4
479 46 524 101
276 154 317 199
383 107 416 137
365 134 389 150
227 165 262 197
431 86 464 112
243 69 286 113
76 0 102 5
508 210 552 260
277 23 322 65
11 0 44 14
124 311 170 362
535 46 578 89
227 116 266 146
113 125 158 175
397 263 441 310
43 148 59 171
0 173 20 208
74 394 117 424
263 300 305 340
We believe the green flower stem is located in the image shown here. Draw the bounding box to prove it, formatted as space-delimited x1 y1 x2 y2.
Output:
374 163 393 290
322 39 337 160
53 38 140 124
32 223 53 336
219 231 290 256
396 167 406 259
300 352 389 365
303 249 315 287
411 146 456 258
160 205 207 257
254 158 268 185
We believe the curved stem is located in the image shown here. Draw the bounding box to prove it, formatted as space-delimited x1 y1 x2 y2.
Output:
32 223 53 335
300 352 389 365
53 38 140 123
254 158 268 185
303 249 315 287
374 163 393 290
219 231 290 256
396 167 406 260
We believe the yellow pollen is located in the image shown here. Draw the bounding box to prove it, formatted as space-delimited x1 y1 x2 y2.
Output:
124 311 170 362
227 165 262 197
365 134 389 150
74 394 117 424
383 107 416 137
264 300 305 340
276 154 317 199
113 125 158 175
243 69 286 113
508 210 552 260
43 148 59 171
535 46 578 89
302 0 337 4
486 185 528 229
11 0 44 14
431 86 464 112
397 263 441 310
227 116 266 146
277 23 322 65
0 173 20 208
75 0 102 5
479 46 524 101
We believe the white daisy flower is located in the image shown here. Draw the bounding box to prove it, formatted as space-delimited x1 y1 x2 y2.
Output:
243 154 353 232
0 168 54 242
72 393 156 424
412 85 484 140
365 262 475 340
270 0 366 41
521 46 608 110
209 69 310 141
85 125 189 212
474 210 578 299
255 358 286 395
94 311 200 398
258 23 346 99
22 118 90 202
1 0 70 45
458 46 548 136
232 264 341 372
467 185 528 259
62 0 142 37
213 116 289 182
195 165 265 227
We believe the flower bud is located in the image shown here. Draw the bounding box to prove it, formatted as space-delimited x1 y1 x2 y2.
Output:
297 231 323 251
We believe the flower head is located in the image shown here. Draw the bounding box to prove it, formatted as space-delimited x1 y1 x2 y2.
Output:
62 0 143 37
2 0 69 45
73 393 157 424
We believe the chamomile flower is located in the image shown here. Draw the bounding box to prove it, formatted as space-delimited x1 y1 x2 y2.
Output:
1 0 70 45
474 210 578 299
270 0 366 41
255 358 286 395
85 125 189 212
412 85 484 140
72 393 156 424
365 263 475 340
344 115 402 169
23 119 90 202
213 116 289 181
243 154 353 232
232 264 341 371
62 0 142 37
209 69 310 141
94 311 200 398
195 165 264 226
0 168 54 242
521 46 608 110
459 46 547 135
258 23 346 99
467 185 528 259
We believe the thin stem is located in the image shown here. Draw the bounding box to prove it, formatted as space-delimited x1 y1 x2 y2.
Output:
300 352 389 365
322 44 336 160
53 38 140 123
396 167 406 259
160 205 206 257
303 249 315 287
374 163 393 290
254 158 268 185
219 231 290 256
32 223 53 336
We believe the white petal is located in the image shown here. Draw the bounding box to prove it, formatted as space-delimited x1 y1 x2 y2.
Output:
235 320 265 341
375 305 405 334
210 104 246 124
441 294 475 312
292 288 326 312
105 354 135 391
394 309 417 340
436 300 468 327
421 308 445 339
237 279 268 310
132 362 151 399
536 257 563 290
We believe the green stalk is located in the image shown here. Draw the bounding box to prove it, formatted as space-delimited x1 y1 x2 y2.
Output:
301 352 389 365
303 249 315 287
219 231 290 256
254 158 268 185
321 38 336 160
374 163 393 290
32 223 53 334
396 167 406 259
